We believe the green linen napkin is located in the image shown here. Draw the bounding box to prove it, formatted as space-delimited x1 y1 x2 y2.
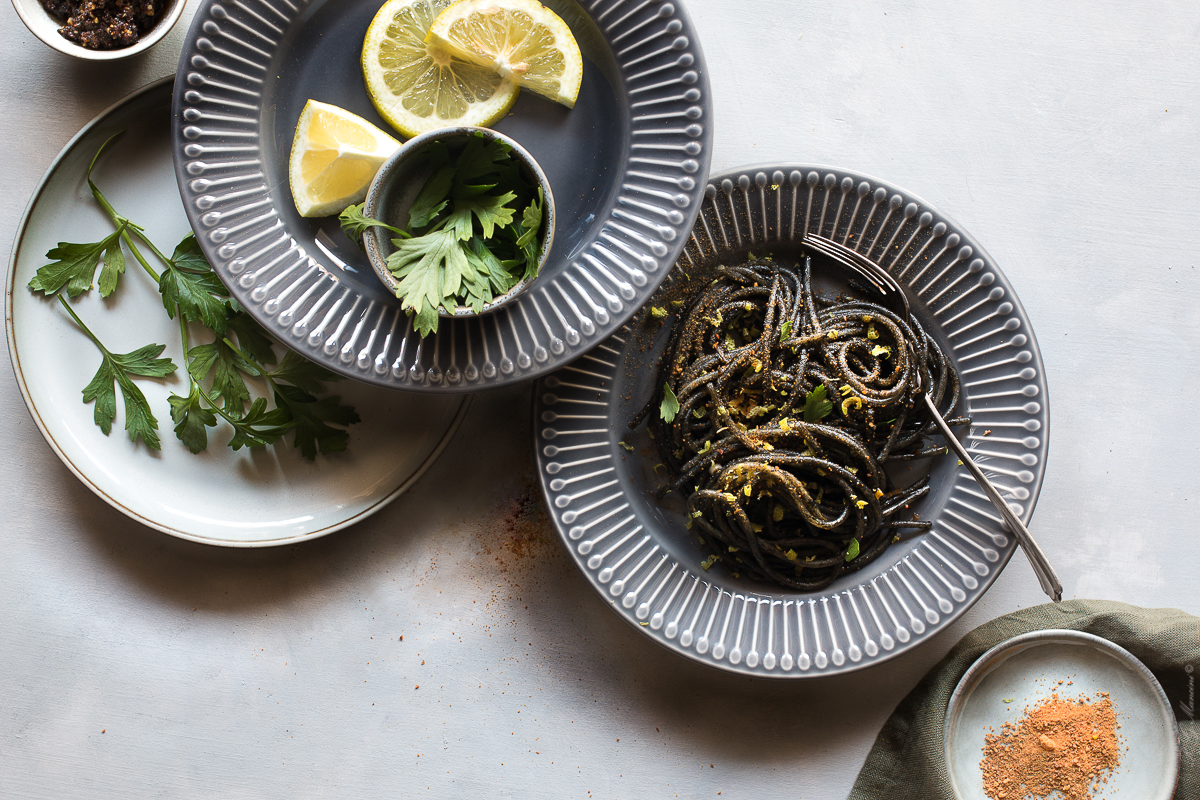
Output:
849 599 1199 800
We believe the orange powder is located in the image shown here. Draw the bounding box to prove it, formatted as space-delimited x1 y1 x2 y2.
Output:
980 692 1119 800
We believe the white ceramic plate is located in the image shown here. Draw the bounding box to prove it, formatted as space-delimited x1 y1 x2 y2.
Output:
945 630 1180 800
6 79 469 546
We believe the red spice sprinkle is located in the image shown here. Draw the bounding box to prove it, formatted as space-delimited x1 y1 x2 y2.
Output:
981 692 1119 800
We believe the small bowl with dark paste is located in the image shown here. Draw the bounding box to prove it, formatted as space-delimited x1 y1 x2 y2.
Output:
13 0 188 60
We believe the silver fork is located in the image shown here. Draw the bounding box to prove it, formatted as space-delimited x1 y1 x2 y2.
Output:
802 233 1063 602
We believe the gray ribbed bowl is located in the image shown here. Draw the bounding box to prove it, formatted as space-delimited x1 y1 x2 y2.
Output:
534 164 1051 677
172 0 712 392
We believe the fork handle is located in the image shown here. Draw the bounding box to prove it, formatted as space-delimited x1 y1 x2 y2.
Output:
921 394 1063 602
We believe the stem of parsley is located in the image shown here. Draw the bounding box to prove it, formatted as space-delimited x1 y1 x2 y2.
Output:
220 336 264 379
89 191 172 285
86 137 162 285
57 294 108 353
175 303 266 433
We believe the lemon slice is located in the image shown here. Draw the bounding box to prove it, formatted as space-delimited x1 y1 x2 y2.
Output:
288 100 401 218
362 0 521 139
426 0 583 109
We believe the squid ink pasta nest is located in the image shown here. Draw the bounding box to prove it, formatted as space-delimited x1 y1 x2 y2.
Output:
631 257 969 591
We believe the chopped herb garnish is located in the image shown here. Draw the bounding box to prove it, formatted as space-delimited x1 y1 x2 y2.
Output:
845 539 861 561
803 384 832 422
660 382 680 422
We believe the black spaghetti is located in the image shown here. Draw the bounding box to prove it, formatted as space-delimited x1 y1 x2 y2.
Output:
632 257 969 591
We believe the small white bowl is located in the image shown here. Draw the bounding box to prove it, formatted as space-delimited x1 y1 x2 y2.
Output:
944 629 1179 800
12 0 187 61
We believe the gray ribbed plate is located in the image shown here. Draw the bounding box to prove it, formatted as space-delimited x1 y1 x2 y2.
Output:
534 164 1050 677
171 0 712 392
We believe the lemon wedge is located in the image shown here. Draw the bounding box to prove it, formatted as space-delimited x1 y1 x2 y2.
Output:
288 100 401 218
362 0 521 139
426 0 583 109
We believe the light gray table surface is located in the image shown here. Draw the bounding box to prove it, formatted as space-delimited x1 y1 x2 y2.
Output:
2 1 1198 797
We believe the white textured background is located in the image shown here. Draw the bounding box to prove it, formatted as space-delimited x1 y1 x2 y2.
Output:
2 0 1198 797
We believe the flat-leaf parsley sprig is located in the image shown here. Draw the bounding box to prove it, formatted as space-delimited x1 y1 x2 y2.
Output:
28 134 359 457
340 134 545 337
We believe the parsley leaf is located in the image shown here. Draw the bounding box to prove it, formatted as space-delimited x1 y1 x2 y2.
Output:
266 350 340 396
453 135 511 184
409 164 456 228
803 384 833 423
779 319 793 340
387 228 459 335
339 203 406 245
467 236 518 296
187 339 258 415
97 236 126 297
226 397 293 451
159 233 230 334
462 237 516 313
226 312 276 367
515 188 544 248
273 384 360 459
660 382 680 422
82 342 176 448
455 192 516 238
29 230 125 298
168 385 218 454
60 297 176 449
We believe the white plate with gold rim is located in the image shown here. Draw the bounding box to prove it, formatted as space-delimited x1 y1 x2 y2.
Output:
6 79 469 546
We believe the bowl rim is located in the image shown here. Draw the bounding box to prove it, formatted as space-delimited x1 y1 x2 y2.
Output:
362 125 555 320
11 0 188 61
942 628 1181 800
